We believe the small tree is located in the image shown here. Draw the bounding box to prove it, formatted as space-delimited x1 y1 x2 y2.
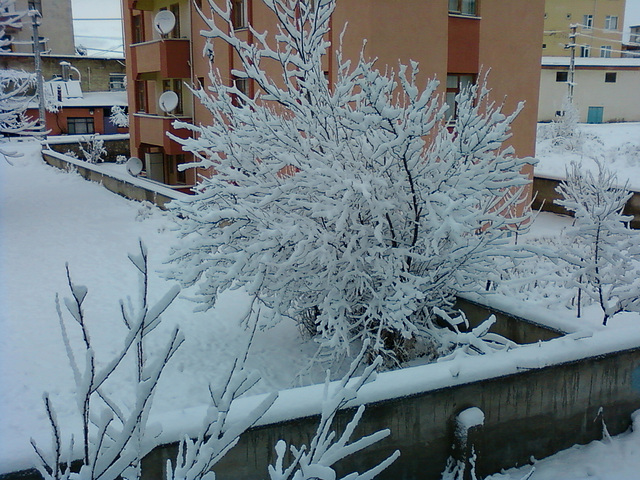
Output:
0 0 40 158
78 135 107 163
556 161 640 325
109 105 129 128
166 0 535 363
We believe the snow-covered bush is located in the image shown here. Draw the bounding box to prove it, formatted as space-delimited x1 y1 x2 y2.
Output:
555 161 640 325
166 0 535 364
109 105 129 128
0 1 40 161
78 135 107 163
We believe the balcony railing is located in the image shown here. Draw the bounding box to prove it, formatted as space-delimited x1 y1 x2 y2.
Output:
131 39 191 79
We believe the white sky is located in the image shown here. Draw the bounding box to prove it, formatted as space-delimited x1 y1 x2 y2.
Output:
69 0 640 58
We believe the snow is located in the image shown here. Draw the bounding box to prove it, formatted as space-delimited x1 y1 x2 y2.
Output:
535 122 640 190
25 91 128 109
541 56 640 67
1 131 640 478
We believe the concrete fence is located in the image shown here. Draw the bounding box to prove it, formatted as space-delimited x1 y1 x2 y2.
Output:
41 150 188 209
533 175 640 228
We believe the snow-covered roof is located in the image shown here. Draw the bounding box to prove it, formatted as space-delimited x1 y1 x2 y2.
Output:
26 91 128 109
541 56 640 68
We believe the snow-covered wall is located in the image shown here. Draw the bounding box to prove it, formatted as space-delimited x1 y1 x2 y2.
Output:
140 335 640 480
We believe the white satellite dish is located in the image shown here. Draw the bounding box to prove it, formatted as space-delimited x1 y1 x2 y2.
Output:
154 10 176 36
126 156 143 176
158 90 179 113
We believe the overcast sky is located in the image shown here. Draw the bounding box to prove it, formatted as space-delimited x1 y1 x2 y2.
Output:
69 0 640 57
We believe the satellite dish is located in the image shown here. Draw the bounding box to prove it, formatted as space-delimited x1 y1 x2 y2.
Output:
158 90 179 113
154 10 176 36
126 157 143 176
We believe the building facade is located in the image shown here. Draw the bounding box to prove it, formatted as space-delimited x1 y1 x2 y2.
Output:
542 0 626 58
123 0 543 187
3 0 76 55
539 56 640 122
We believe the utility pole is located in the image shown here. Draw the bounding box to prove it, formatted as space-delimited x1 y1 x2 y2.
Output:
567 23 577 102
29 8 46 136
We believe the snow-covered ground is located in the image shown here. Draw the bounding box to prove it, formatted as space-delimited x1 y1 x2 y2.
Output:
535 122 640 189
1 136 640 478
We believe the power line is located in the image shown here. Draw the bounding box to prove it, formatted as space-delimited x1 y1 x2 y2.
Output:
74 18 122 21
75 34 122 40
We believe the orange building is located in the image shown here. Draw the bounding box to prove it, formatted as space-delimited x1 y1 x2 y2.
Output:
123 0 544 188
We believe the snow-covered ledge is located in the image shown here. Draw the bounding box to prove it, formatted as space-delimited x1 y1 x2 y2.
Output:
41 149 189 208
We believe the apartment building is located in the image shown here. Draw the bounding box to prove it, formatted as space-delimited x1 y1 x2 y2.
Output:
543 0 626 58
123 0 543 187
3 0 76 55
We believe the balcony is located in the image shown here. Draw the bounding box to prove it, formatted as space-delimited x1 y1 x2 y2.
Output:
133 113 192 155
128 0 154 10
131 39 191 79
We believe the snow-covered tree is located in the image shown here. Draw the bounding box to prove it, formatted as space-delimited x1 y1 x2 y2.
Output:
0 0 40 156
32 242 184 480
166 0 535 363
110 105 129 128
555 161 640 325
78 135 107 163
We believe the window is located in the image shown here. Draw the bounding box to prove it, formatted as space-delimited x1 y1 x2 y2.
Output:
445 74 474 120
604 15 618 30
169 4 181 38
542 43 547 49
109 73 126 91
167 154 187 184
67 117 94 135
232 76 250 106
31 36 47 53
580 45 591 57
448 0 477 16
605 72 617 83
162 79 183 115
232 0 247 29
132 14 144 44
135 80 147 113
600 45 612 58
556 71 568 82
582 14 593 29
27 0 41 14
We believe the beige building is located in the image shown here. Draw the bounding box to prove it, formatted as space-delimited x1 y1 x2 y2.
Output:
543 0 626 58
4 0 76 55
538 56 640 122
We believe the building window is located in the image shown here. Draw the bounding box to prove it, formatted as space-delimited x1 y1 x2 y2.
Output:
27 0 41 14
556 71 568 82
542 43 546 49
135 80 147 113
132 14 144 44
167 154 187 184
232 0 247 30
109 73 126 91
580 45 591 57
604 15 618 31
232 76 250 106
448 0 477 16
582 14 593 29
600 45 612 58
67 117 94 135
445 74 474 120
605 72 617 83
169 4 181 38
162 79 183 115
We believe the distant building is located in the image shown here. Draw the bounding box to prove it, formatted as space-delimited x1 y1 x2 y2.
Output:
622 25 640 57
123 0 544 187
538 56 640 123
3 0 76 55
542 0 626 58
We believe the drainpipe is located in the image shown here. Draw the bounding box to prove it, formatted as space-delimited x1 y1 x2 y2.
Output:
30 9 46 136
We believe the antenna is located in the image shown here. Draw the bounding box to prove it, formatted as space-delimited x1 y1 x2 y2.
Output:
158 90 179 113
126 157 143 176
154 10 176 37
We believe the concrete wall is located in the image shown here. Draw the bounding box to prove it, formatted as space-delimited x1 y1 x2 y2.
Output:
539 66 640 122
139 345 640 480
45 138 131 163
41 150 184 209
532 175 640 228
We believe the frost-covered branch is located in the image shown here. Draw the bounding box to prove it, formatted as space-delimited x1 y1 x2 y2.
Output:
32 241 184 480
